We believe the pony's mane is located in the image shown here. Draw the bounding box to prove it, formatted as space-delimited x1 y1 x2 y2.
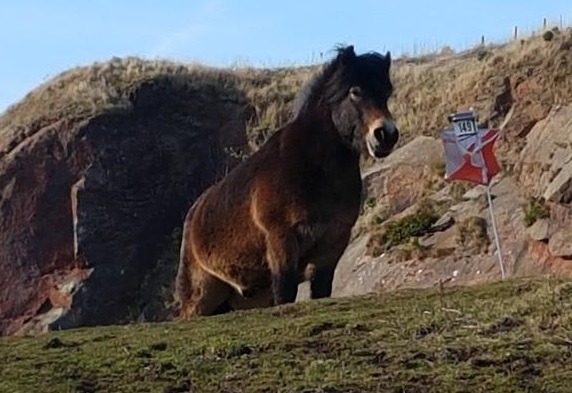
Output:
291 46 349 119
291 45 388 120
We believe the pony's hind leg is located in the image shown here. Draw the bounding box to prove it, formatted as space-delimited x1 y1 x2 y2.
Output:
181 264 233 318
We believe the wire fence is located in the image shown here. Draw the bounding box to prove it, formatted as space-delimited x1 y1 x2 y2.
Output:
397 14 570 59
252 14 570 67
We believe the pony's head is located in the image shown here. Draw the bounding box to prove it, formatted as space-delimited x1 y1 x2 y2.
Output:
294 45 399 158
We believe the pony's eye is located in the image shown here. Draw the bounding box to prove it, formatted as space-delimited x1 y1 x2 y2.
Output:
349 87 362 101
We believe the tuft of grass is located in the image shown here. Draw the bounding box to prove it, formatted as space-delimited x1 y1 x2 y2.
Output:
363 197 377 210
2 278 572 392
524 197 550 227
448 181 475 203
366 199 441 257
543 30 555 42
389 238 429 263
387 234 456 264
432 162 446 178
456 216 491 253
476 49 489 61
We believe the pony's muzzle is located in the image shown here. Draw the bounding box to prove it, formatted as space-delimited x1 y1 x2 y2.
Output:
367 119 399 158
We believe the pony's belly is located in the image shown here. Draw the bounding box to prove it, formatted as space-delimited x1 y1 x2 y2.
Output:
295 221 328 255
199 236 270 293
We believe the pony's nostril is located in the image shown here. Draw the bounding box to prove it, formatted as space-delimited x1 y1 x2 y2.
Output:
373 127 384 141
386 127 399 145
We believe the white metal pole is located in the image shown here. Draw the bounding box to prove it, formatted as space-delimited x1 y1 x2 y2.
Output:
486 184 506 280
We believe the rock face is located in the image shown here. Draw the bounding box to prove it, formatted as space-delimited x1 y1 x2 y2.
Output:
548 227 572 258
527 218 551 241
361 136 444 215
333 176 531 296
332 104 572 297
518 105 572 200
0 77 250 335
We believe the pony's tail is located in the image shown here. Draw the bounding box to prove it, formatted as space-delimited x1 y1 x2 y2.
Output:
173 193 206 315
174 220 191 312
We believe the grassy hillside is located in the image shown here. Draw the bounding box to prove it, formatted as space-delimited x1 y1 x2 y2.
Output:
2 277 572 392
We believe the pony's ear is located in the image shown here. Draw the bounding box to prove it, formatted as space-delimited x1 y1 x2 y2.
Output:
385 51 392 69
337 45 356 63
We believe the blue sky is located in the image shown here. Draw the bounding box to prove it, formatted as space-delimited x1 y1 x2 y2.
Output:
1 1 571 113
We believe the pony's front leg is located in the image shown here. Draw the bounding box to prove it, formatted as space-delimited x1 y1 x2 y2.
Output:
265 231 300 305
310 266 336 299
309 228 352 300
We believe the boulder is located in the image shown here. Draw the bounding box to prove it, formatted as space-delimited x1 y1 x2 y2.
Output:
361 136 444 215
548 228 572 259
527 218 551 242
0 69 250 335
544 159 572 203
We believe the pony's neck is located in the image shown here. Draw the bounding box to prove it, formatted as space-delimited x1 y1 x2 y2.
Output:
295 103 361 170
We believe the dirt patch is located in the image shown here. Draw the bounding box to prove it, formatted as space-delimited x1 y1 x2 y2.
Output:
481 316 524 336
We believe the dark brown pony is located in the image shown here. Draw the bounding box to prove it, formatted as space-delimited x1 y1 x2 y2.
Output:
175 45 399 317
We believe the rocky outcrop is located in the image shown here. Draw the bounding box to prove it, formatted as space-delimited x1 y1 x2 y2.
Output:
333 176 532 296
517 105 572 200
332 106 572 297
0 75 250 335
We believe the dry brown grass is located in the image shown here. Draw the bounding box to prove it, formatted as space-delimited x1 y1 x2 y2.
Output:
0 57 316 159
0 57 249 154
1 28 571 162
390 28 572 148
234 66 314 151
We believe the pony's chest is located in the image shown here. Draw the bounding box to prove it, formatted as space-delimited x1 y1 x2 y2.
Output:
294 207 357 250
302 167 362 207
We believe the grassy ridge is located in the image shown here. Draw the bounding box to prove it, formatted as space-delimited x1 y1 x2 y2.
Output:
2 277 572 392
3 28 571 158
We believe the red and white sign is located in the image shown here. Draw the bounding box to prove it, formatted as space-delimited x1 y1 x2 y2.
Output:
441 128 501 185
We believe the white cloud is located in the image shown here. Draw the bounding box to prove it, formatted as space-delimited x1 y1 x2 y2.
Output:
149 24 208 57
148 0 223 58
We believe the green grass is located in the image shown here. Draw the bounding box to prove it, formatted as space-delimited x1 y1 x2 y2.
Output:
524 197 551 227
366 199 443 257
2 277 572 392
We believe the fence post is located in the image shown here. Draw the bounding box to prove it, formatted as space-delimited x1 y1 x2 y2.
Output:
481 35 485 46
513 26 518 40
543 17 547 30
